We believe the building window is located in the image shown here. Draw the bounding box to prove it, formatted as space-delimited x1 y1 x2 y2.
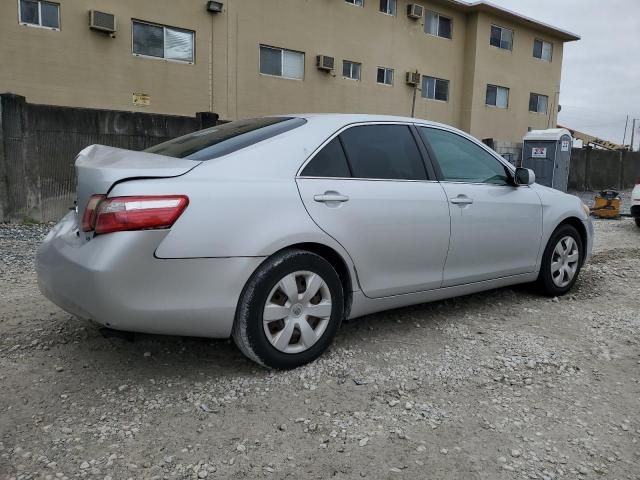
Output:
377 67 394 85
425 11 452 39
19 0 59 29
422 76 449 101
343 61 362 81
379 0 396 15
533 39 553 62
529 93 549 114
486 85 509 108
132 21 195 63
490 25 513 50
345 0 364 6
259 46 304 80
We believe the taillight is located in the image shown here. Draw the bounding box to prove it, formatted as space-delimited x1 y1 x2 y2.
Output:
81 194 106 232
93 195 189 235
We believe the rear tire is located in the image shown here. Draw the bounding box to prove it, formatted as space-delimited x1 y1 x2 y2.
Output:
232 249 344 369
635 218 640 228
536 224 584 297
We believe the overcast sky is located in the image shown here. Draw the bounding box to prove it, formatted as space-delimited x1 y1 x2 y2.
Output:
487 0 640 147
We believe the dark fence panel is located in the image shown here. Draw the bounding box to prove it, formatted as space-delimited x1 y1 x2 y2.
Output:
0 94 217 222
568 147 640 191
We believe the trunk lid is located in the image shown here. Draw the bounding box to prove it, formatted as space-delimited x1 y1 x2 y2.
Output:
75 145 200 230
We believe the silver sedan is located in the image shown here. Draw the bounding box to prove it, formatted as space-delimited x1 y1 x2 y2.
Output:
37 114 593 368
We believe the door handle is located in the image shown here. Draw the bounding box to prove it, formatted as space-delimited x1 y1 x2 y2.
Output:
314 193 350 203
449 195 473 205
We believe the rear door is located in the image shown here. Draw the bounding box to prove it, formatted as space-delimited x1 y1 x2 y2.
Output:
296 123 451 298
417 127 542 287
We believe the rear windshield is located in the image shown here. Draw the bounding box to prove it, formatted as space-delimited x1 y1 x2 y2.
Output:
145 117 306 161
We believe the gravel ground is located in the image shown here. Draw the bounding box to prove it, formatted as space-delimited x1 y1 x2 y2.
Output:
1 219 639 480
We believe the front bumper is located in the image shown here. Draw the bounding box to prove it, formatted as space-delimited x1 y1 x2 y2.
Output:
36 212 264 338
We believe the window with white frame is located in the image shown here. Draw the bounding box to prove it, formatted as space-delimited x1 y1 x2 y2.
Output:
133 21 195 63
529 93 549 114
345 0 364 6
422 76 449 101
19 0 59 29
343 60 362 80
377 67 394 85
379 0 396 15
425 11 452 39
533 39 553 62
486 84 509 108
259 46 305 80
490 25 513 50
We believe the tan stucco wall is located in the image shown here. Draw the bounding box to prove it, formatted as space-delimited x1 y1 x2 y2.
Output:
464 12 564 142
0 0 571 144
0 0 211 115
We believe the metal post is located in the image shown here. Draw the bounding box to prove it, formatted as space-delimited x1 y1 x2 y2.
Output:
631 118 637 152
410 71 419 118
622 114 629 147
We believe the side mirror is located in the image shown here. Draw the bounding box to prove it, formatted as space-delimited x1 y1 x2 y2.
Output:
514 167 535 186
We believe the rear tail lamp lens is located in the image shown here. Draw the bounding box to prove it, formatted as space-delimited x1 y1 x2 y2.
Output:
94 195 189 235
81 194 106 232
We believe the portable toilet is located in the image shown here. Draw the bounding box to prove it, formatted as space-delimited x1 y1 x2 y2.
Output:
522 129 572 192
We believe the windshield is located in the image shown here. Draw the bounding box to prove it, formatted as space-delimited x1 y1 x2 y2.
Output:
145 117 306 161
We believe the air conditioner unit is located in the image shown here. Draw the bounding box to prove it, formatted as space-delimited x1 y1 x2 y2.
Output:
316 55 335 71
407 4 424 19
406 71 421 86
89 10 116 33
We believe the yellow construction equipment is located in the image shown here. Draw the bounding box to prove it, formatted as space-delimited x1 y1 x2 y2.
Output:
558 125 628 151
591 190 621 219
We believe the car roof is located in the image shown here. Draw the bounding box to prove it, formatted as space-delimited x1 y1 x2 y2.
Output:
284 113 473 141
290 113 445 127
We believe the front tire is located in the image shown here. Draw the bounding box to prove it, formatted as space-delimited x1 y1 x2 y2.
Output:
635 218 640 228
232 249 344 369
536 224 584 296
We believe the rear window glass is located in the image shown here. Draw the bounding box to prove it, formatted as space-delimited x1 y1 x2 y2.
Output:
145 117 306 161
301 137 351 178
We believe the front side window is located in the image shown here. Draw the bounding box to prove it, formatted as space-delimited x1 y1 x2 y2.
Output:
486 84 509 108
529 93 549 114
533 39 553 62
377 67 394 85
19 0 59 29
345 0 364 6
425 11 452 39
145 117 306 161
422 76 449 101
259 45 305 80
490 25 513 50
379 0 396 15
343 61 362 80
419 128 510 185
133 21 194 63
340 125 427 180
301 137 352 178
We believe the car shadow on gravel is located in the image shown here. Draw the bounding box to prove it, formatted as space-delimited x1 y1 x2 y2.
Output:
47 282 545 382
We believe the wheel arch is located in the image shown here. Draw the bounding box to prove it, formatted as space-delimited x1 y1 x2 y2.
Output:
556 216 588 265
272 242 354 319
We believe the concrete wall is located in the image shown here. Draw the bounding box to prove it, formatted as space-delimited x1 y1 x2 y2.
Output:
0 94 217 222
0 0 576 145
568 148 640 191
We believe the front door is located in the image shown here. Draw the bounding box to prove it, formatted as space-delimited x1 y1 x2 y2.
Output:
418 127 543 287
296 124 451 298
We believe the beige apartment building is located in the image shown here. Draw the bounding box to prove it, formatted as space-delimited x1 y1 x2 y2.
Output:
0 0 579 149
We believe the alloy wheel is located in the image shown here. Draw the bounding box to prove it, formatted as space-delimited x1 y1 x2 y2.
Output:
550 235 579 288
262 271 332 354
